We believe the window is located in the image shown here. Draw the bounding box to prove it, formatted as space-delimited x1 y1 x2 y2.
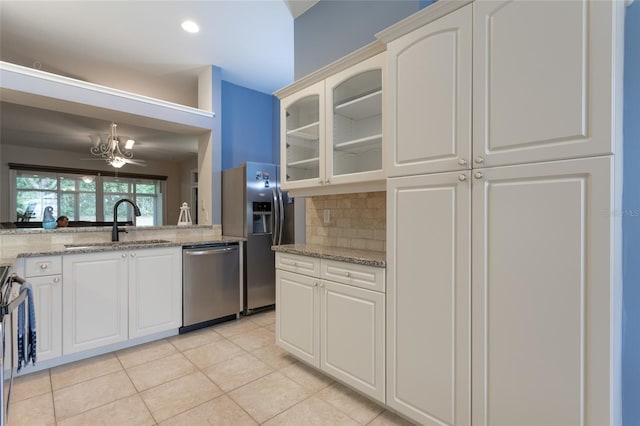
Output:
12 168 164 226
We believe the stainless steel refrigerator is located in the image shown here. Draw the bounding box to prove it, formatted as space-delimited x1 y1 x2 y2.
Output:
222 162 294 314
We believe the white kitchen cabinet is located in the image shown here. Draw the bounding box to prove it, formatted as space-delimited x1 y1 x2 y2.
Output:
279 53 385 193
276 268 320 366
28 275 63 362
15 256 63 362
320 280 385 402
471 156 615 426
385 4 472 177
281 81 325 188
63 251 128 354
386 171 471 426
63 246 181 354
472 0 624 168
276 252 386 402
128 246 182 339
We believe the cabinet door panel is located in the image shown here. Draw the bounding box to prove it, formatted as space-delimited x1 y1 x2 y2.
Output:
387 171 471 425
63 252 128 354
29 275 62 361
326 53 385 185
472 157 613 426
321 281 385 402
276 270 319 367
473 0 622 166
386 4 472 177
280 81 325 190
129 247 181 338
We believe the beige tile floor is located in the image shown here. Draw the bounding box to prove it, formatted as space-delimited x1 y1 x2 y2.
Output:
7 310 416 425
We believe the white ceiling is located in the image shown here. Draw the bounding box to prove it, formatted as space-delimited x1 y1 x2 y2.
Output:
0 0 318 163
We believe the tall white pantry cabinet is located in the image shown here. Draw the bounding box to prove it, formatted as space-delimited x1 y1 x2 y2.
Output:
380 1 626 425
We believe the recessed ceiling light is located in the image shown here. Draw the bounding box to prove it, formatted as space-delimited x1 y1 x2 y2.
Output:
181 20 199 33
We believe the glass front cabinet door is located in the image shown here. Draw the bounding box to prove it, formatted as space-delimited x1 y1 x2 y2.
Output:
325 53 385 186
280 53 385 191
281 81 325 189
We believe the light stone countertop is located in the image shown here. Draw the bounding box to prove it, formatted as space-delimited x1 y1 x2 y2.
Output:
272 244 386 268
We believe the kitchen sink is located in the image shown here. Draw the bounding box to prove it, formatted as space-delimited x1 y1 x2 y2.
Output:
64 240 172 250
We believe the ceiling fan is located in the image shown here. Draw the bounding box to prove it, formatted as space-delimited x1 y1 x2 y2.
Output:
85 122 147 168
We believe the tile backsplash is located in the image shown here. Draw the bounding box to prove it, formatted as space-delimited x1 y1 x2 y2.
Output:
306 191 386 252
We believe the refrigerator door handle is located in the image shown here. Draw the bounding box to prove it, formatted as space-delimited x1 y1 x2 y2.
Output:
277 189 285 245
271 188 280 246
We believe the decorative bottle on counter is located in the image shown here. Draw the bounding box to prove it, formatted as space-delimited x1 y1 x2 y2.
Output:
42 206 56 229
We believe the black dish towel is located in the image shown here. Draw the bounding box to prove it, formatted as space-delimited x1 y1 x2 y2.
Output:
17 282 36 372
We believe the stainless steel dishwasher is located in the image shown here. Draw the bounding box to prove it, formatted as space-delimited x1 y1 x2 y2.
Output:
181 243 240 333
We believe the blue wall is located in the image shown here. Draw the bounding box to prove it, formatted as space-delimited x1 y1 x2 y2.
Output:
294 1 420 79
221 81 275 170
623 2 640 425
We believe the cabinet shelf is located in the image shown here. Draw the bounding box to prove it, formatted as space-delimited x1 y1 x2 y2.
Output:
335 134 382 153
334 90 382 120
287 121 320 140
288 157 320 169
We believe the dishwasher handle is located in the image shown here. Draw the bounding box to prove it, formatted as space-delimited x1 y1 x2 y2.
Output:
183 246 238 256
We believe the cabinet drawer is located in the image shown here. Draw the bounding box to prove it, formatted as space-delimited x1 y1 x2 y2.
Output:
321 259 385 292
276 253 320 277
24 256 62 277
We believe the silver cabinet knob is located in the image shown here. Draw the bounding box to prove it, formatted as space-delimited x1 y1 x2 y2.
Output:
53 277 60 283
292 261 297 266
474 156 484 164
458 158 467 166
40 264 48 269
313 282 318 287
130 252 136 257
458 175 467 181
320 283 325 288
325 178 330 184
474 172 484 179
122 253 127 258
318 179 323 184
344 272 350 277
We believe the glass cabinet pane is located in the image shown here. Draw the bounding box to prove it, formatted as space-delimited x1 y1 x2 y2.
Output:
285 95 320 183
332 69 382 176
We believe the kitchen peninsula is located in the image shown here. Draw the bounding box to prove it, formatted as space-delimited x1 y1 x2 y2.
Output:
0 224 245 374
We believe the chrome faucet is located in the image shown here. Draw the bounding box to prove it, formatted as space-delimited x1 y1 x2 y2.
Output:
112 198 141 241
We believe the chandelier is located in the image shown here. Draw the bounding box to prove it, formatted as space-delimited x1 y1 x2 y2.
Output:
89 122 135 168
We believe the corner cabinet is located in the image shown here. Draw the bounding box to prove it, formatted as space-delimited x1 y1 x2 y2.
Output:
275 252 386 403
279 51 386 194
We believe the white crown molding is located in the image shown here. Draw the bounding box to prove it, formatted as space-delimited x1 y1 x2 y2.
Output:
376 0 473 43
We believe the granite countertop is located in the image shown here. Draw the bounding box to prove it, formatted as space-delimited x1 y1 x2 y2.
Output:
0 236 245 267
272 244 386 268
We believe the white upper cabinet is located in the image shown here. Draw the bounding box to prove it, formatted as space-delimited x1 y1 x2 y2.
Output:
325 54 385 186
278 51 385 194
386 4 472 177
281 81 325 189
473 0 623 167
